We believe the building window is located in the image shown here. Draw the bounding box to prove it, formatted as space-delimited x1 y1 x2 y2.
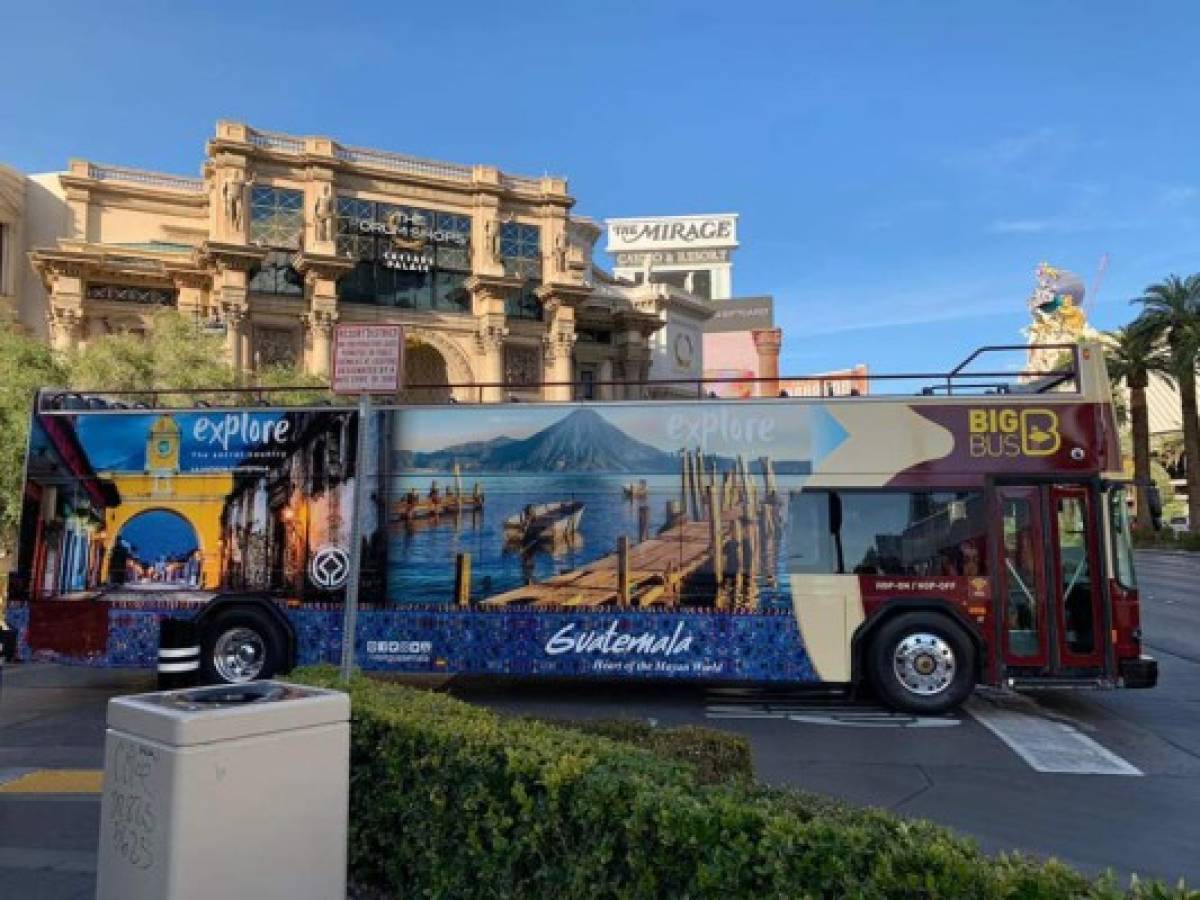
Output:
576 328 611 344
249 186 304 249
500 222 541 279
335 198 471 312
85 283 177 305
504 282 542 321
249 250 303 297
787 490 988 577
504 344 541 387
253 326 299 368
577 368 596 401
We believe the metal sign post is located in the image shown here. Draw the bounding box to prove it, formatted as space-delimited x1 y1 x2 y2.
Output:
339 393 369 682
330 324 404 681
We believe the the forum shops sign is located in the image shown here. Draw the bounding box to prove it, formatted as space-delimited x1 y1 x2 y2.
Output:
605 214 739 253
356 211 468 273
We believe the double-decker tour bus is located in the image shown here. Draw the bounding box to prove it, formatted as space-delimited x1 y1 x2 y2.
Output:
0 342 1156 713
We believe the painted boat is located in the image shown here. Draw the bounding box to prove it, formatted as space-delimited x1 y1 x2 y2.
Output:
504 501 585 545
622 480 648 499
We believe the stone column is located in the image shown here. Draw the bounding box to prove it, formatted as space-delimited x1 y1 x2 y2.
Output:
211 266 249 374
48 308 82 353
293 253 351 378
171 270 211 324
541 301 577 402
44 263 85 353
225 308 247 375
64 162 91 240
467 276 510 403
598 359 614 401
612 329 651 400
470 182 505 278
752 327 783 398
307 309 337 377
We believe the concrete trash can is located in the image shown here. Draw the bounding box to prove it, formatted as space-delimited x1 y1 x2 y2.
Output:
96 681 350 900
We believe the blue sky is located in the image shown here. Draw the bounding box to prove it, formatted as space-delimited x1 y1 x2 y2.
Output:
4 1 1198 376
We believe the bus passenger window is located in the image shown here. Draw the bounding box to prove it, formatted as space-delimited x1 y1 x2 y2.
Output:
835 491 988 577
786 491 836 574
788 490 988 577
1056 496 1095 654
1002 497 1040 657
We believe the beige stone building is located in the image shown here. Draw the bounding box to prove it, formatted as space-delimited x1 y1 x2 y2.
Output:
2 122 689 402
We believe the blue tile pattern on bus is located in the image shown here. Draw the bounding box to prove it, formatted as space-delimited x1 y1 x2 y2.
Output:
8 602 818 684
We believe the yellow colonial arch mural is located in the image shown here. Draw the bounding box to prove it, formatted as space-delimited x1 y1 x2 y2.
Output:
99 414 233 589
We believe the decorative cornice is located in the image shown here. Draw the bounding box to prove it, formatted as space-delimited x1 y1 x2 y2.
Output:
474 319 509 353
465 273 525 296
613 308 666 336
29 249 96 281
166 265 213 290
199 241 268 272
293 250 354 282
534 282 592 307
751 327 783 353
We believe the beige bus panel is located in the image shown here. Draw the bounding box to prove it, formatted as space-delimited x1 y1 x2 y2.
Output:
788 575 865 682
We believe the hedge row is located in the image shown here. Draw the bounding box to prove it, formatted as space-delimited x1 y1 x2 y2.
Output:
520 717 754 786
293 667 1192 899
1132 527 1200 551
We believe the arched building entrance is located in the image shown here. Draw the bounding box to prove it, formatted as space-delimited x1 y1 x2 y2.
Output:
111 508 203 587
404 332 476 403
405 342 451 403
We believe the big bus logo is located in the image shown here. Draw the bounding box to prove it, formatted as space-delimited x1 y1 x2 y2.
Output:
967 408 1060 458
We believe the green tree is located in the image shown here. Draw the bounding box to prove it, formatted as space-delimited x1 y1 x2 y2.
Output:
69 310 236 400
251 361 333 405
1 310 324 559
1106 321 1172 528
0 329 68 553
1133 274 1200 529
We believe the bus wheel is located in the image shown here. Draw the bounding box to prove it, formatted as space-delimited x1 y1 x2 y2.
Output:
200 608 283 685
867 612 975 715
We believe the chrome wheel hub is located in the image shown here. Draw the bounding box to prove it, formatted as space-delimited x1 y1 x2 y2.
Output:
213 627 265 683
893 632 955 697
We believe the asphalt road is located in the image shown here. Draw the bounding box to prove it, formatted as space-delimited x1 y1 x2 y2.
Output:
1 549 1197 897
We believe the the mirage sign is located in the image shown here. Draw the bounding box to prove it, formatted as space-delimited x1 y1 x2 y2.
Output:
605 214 739 252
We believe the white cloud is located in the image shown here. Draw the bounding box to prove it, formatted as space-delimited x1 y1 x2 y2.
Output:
988 215 1149 235
1160 185 1200 207
775 278 1021 341
945 127 1084 171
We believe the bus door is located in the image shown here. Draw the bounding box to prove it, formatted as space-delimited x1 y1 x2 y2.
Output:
993 484 1106 677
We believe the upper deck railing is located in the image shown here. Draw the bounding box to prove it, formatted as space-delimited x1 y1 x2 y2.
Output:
36 344 1090 413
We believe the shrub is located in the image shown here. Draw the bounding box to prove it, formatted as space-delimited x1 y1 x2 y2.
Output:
1133 527 1200 551
520 717 753 785
292 666 1192 899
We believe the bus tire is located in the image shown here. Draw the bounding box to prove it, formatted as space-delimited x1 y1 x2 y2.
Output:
199 607 284 685
867 612 975 715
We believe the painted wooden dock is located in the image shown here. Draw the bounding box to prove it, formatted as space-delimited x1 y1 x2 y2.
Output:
465 449 783 611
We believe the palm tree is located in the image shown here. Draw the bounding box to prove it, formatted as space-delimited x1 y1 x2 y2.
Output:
1133 274 1200 530
1105 322 1171 528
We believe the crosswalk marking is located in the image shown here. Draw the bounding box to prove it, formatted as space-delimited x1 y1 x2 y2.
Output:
703 695 961 728
702 689 1143 773
965 694 1142 776
0 769 104 794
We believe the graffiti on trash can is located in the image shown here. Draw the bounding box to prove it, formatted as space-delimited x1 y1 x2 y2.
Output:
106 738 158 871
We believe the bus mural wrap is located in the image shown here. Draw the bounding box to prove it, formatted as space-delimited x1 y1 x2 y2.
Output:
2 343 1154 713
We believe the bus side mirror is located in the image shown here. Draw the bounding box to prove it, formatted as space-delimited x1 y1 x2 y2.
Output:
1146 484 1163 531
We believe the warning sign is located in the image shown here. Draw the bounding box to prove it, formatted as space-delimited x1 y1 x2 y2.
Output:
331 324 405 394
